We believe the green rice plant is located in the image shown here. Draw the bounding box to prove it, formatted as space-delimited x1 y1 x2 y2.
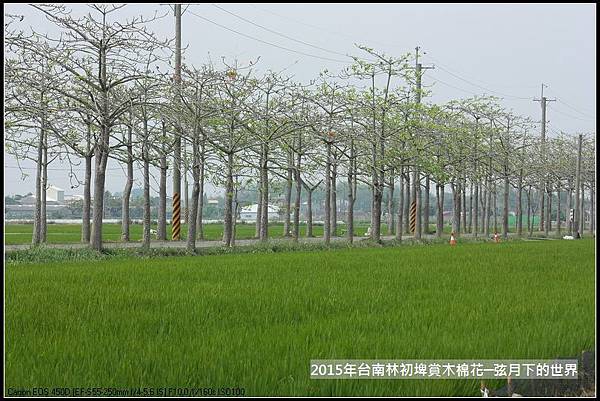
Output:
5 239 595 396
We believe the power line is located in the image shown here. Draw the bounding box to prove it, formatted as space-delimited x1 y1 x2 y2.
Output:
425 55 538 90
546 122 568 137
556 99 595 119
248 4 398 49
544 86 596 117
427 73 488 97
210 4 361 60
547 104 595 122
433 63 531 100
247 3 593 117
186 9 352 64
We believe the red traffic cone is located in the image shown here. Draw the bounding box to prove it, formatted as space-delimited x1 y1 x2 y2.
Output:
494 232 500 243
450 232 457 246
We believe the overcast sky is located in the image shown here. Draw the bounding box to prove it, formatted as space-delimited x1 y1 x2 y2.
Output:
4 3 596 197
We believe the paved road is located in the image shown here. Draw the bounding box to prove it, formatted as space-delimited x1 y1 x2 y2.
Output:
3 232 529 252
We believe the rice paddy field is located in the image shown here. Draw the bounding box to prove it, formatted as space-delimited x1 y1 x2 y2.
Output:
4 222 377 244
4 220 534 244
5 239 595 397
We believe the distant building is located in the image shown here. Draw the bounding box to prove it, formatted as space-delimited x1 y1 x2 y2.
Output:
47 185 64 203
64 194 85 203
16 186 64 206
239 204 279 222
19 194 37 205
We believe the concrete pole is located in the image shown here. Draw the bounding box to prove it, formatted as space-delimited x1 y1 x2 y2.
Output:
172 4 182 240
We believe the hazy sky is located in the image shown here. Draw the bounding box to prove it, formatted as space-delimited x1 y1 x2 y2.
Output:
4 3 596 196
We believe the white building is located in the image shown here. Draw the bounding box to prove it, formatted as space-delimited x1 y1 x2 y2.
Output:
64 194 85 203
47 185 64 203
239 204 279 222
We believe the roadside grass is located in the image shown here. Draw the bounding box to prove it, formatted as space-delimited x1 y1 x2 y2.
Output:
5 233 518 265
5 239 595 396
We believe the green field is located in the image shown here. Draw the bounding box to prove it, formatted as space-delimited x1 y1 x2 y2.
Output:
4 222 382 245
5 239 595 396
4 220 540 245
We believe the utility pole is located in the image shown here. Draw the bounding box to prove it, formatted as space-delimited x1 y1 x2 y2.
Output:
574 134 583 238
410 46 434 240
172 4 182 241
533 83 555 234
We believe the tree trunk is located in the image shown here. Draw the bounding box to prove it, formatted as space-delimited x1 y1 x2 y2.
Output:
306 188 313 237
540 187 545 233
493 183 498 235
255 152 263 239
452 182 460 236
473 182 479 237
413 170 421 239
231 185 239 247
121 123 133 242
538 188 545 232
187 177 200 252
480 187 486 234
196 138 205 240
41 142 48 242
436 182 444 238
324 141 332 244
331 160 337 237
566 187 572 235
259 143 269 241
91 142 109 251
81 154 92 243
33 122 44 246
579 183 585 235
283 150 293 237
404 170 411 234
187 133 200 252
223 153 234 246
516 176 523 237
255 186 262 238
502 174 509 239
423 175 430 234
461 180 467 235
545 186 551 236
467 182 473 233
293 140 302 242
590 182 595 235
372 183 382 241
184 160 189 226
526 187 532 236
395 167 404 241
556 187 561 235
485 180 492 237
386 169 395 236
158 156 167 241
347 171 354 243
90 46 110 252
142 158 151 249
347 140 355 243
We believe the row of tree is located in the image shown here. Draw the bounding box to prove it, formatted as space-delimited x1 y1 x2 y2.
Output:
5 5 596 251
